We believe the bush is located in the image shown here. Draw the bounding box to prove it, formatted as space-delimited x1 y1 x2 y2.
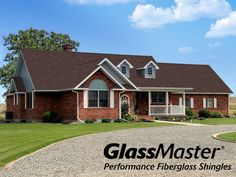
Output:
84 119 94 123
102 118 111 123
198 109 211 118
42 111 61 123
114 119 125 123
20 120 27 123
123 114 137 122
185 108 194 117
211 112 222 118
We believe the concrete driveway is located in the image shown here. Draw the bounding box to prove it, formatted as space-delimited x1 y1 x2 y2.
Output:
1 125 236 177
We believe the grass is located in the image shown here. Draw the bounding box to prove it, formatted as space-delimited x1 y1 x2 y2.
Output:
184 118 236 125
217 132 236 143
0 122 173 168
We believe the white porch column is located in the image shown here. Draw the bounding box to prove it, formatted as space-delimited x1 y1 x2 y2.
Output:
166 91 169 116
183 92 186 115
148 91 151 116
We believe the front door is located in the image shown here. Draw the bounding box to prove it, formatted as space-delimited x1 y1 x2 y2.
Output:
135 92 149 115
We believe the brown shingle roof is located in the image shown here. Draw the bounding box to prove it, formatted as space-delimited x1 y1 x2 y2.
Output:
20 49 232 93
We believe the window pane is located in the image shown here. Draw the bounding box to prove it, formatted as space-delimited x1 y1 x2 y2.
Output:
89 79 107 90
27 92 32 109
99 91 108 107
185 98 190 108
88 91 98 107
151 92 165 104
148 67 153 75
121 66 127 74
207 98 214 108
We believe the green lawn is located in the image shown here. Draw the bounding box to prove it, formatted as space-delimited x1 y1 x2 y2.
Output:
0 122 173 168
184 118 236 125
217 132 236 143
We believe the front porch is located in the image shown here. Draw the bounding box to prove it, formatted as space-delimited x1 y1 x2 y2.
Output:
135 91 186 116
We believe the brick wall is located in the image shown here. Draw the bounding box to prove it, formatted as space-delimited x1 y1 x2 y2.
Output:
170 94 229 115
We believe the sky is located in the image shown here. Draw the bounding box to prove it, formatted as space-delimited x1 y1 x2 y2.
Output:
0 0 236 102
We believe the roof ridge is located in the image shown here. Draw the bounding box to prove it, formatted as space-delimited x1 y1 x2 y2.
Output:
158 62 210 66
21 49 153 58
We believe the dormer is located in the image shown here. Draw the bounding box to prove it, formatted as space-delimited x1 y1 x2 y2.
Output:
138 61 159 78
117 59 134 77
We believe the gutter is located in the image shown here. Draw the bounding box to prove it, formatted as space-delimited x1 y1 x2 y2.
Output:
72 90 84 123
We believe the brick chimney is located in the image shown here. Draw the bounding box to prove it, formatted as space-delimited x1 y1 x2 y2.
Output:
63 44 74 52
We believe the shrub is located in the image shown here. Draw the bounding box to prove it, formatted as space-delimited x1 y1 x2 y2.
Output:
198 109 211 118
102 118 111 123
114 119 125 123
20 120 27 123
123 114 137 122
121 103 129 118
42 111 61 123
84 119 94 123
185 108 194 117
211 112 222 118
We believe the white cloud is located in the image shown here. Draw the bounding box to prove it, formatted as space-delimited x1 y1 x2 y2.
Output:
129 0 231 28
208 42 222 49
178 46 193 54
65 0 131 5
206 11 236 38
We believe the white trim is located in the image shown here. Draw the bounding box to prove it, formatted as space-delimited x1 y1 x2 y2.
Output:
214 98 217 108
97 58 139 90
100 66 126 90
34 88 74 92
186 92 230 95
138 87 193 91
74 65 125 90
117 59 134 68
179 98 182 105
203 98 206 108
166 91 169 116
32 91 34 109
19 51 35 90
190 98 194 108
148 91 151 116
137 60 159 70
13 94 16 106
83 90 88 108
25 93 27 109
183 92 185 115
110 90 115 108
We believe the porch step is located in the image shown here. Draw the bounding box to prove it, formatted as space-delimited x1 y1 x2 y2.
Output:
136 115 154 121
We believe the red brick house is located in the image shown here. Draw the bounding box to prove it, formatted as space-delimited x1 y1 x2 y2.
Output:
6 46 233 121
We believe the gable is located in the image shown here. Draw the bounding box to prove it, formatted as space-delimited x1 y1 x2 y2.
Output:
13 55 34 92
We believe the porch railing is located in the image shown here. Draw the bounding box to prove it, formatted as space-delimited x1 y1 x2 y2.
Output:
150 105 184 116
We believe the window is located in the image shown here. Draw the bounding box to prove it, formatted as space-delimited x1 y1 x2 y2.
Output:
206 98 214 108
151 92 165 105
185 98 190 108
26 92 33 109
148 67 153 75
88 79 108 108
121 65 127 75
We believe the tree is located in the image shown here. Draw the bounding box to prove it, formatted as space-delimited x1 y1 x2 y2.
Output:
0 28 79 88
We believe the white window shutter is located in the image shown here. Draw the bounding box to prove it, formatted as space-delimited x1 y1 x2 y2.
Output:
83 90 88 108
179 98 182 105
110 90 114 108
190 98 194 108
203 98 206 108
214 98 217 108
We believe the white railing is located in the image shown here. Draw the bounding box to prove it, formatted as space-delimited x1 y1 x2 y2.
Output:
150 105 184 116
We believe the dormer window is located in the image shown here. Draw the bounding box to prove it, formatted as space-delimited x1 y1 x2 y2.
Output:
137 60 159 79
147 67 153 75
117 59 134 78
121 65 127 75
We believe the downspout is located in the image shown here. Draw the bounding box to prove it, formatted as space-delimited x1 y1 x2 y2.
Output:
72 90 84 123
